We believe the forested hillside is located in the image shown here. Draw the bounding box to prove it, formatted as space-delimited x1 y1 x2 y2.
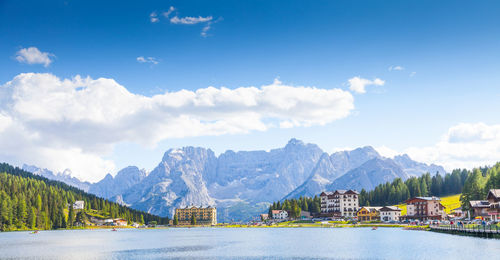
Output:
359 169 469 206
460 162 500 210
0 163 168 231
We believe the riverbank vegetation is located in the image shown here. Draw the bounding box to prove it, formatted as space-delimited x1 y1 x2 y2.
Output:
0 163 169 231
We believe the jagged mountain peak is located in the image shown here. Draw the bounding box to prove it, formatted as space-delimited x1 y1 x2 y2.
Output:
21 164 91 192
162 146 215 162
284 138 321 152
286 138 304 147
89 165 147 200
102 173 114 181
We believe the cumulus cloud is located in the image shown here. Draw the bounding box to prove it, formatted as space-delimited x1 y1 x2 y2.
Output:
15 47 54 67
137 56 159 65
0 73 355 181
348 77 385 94
388 65 404 71
388 123 500 171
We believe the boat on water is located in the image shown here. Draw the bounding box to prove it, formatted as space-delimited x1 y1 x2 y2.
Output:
111 228 117 231
372 227 378 230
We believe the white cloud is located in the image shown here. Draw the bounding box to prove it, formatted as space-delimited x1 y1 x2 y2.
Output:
162 6 175 18
137 56 159 65
201 23 212 37
170 16 213 25
15 47 54 67
348 77 385 94
0 73 355 181
385 123 500 171
388 65 404 71
150 12 159 23
150 6 217 36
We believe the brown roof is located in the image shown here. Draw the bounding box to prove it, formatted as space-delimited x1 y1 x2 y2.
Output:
487 189 500 200
380 206 402 212
320 190 359 196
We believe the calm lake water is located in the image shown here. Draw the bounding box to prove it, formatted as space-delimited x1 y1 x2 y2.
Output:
1 227 499 259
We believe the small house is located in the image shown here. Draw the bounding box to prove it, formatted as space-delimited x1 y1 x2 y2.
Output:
379 206 402 222
73 201 84 210
271 210 288 220
114 218 128 226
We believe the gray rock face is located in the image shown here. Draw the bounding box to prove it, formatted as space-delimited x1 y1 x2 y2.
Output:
326 158 409 191
22 164 91 191
89 166 147 199
209 138 323 203
283 146 381 199
393 154 446 177
118 147 217 217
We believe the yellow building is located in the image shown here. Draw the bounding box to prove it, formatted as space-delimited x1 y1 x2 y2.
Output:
356 206 382 222
175 206 217 225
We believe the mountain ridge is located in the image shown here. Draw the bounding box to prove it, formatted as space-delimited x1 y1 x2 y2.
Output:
21 139 447 221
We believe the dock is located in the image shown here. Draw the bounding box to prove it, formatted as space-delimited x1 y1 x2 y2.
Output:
430 225 500 239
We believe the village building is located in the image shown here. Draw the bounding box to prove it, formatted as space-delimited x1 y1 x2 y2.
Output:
402 196 446 221
271 210 288 220
469 189 500 221
260 214 269 221
73 200 84 210
379 206 402 222
113 218 128 226
320 190 359 218
175 206 217 225
356 207 381 222
450 207 465 219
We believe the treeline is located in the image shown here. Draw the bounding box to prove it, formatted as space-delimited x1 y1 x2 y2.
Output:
359 170 469 206
0 163 168 231
268 196 321 219
460 162 500 210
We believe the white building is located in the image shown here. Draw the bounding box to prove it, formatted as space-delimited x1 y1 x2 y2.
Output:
320 190 359 218
379 206 402 222
271 210 288 220
73 200 84 210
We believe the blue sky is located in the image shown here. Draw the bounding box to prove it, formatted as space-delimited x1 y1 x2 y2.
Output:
1 0 500 181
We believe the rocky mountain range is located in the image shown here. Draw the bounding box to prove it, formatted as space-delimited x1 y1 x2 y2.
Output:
22 139 446 222
22 164 92 191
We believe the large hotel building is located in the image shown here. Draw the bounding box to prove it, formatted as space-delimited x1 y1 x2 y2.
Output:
320 190 359 218
175 206 217 225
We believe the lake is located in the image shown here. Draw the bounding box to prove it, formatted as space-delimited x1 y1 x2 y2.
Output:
1 227 499 259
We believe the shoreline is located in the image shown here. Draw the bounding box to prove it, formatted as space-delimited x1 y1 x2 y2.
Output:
1 223 425 232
